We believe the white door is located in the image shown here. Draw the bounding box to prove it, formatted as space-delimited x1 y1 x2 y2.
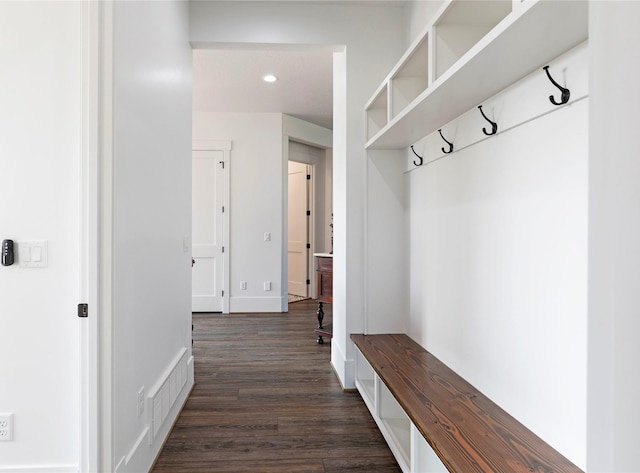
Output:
192 150 225 312
288 161 310 297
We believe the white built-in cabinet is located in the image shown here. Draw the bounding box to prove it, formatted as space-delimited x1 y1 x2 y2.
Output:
365 0 588 149
355 349 447 473
361 1 589 471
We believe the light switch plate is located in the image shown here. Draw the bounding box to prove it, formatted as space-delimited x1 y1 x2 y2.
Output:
19 241 48 268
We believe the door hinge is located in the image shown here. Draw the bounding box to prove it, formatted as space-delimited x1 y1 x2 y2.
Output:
306 279 311 285
219 161 225 169
222 205 225 213
306 210 311 216
306 243 311 249
306 174 311 180
78 303 88 318
222 246 225 253
222 290 224 297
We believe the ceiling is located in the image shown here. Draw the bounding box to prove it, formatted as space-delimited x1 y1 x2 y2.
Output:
193 47 334 129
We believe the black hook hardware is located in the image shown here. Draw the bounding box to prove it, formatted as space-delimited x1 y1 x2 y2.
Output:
543 65 570 106
438 129 453 154
478 105 497 136
410 146 423 166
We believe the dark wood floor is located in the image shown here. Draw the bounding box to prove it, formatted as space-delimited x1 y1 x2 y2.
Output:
151 299 401 473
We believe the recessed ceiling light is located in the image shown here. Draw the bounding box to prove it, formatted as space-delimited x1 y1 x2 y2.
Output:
262 74 278 83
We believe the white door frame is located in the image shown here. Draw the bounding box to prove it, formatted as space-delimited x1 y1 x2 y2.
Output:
287 161 313 298
81 12 234 468
81 1 114 471
193 140 231 314
305 162 317 299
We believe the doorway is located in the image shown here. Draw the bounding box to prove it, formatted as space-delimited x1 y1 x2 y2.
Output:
287 140 331 304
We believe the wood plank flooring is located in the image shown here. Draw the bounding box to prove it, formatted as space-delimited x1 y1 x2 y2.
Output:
151 300 401 473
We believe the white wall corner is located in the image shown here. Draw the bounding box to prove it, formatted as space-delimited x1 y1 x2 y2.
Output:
282 114 332 149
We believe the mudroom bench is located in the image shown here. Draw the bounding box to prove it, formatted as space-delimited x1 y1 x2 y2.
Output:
351 333 582 473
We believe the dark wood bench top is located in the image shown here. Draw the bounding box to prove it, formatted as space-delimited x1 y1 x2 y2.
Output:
351 333 583 473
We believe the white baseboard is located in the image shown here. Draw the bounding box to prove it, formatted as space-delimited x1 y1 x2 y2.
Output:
0 466 79 472
230 296 284 313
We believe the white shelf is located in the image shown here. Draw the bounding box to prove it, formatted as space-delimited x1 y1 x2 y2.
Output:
355 349 376 410
379 380 411 470
433 0 512 80
365 84 389 142
412 424 448 473
391 34 429 119
365 0 588 150
354 346 419 473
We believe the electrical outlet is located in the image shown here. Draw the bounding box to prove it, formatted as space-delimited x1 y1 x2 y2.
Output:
264 281 271 291
240 281 247 290
0 413 14 441
137 387 145 417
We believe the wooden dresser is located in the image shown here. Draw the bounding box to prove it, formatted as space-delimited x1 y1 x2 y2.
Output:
314 253 333 343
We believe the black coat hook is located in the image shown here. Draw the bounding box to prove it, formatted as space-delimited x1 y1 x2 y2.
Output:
543 65 570 106
478 105 497 136
410 146 423 166
438 129 453 154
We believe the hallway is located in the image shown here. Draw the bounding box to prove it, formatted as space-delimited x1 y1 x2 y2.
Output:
151 300 400 472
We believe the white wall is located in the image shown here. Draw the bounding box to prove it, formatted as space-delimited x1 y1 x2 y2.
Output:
192 112 332 311
360 3 590 469
190 1 406 387
365 149 408 334
0 2 82 470
111 2 193 471
409 103 588 468
402 41 588 470
588 2 640 471
193 112 285 312
405 0 444 45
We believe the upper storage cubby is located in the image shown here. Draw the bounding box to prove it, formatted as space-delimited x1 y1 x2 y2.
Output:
433 0 512 80
390 35 429 119
365 83 388 142
365 0 588 149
